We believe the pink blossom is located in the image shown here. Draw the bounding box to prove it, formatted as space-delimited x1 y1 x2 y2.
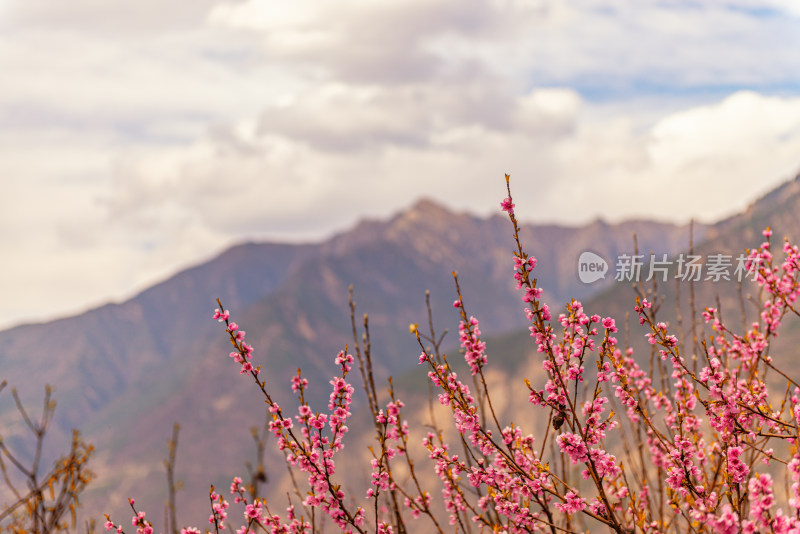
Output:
555 491 586 515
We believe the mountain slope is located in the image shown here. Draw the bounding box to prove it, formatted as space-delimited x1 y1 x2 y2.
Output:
0 198 707 525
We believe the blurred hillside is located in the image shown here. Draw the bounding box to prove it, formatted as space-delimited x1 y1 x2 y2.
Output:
17 174 800 526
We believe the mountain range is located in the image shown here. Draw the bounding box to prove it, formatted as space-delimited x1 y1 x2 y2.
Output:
4 174 800 527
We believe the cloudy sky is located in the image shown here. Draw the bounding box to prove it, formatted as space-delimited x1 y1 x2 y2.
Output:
1 0 800 328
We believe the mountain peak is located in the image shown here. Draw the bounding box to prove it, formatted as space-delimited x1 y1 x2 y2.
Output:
407 197 453 216
387 198 473 238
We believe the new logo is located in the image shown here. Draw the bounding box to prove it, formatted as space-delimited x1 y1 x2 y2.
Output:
577 251 608 284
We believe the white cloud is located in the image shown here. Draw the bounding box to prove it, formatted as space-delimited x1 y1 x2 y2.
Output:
0 0 799 328
104 89 800 236
644 91 800 218
2 0 221 34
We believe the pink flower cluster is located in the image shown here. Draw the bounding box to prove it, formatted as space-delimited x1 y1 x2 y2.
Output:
106 179 800 534
211 305 366 531
458 315 487 375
